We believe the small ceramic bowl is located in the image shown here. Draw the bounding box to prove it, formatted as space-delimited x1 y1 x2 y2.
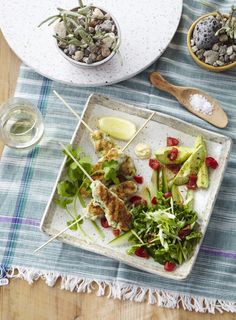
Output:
55 6 121 68
187 12 236 72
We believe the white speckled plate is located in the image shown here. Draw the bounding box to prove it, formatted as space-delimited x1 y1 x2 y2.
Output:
40 94 231 280
0 0 182 87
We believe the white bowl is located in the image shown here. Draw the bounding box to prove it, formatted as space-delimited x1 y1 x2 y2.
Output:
55 6 121 68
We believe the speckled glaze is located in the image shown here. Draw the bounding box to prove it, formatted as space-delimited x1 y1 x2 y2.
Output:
40 94 231 280
0 0 183 87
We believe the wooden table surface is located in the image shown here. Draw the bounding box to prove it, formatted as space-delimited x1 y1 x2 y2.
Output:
0 30 234 320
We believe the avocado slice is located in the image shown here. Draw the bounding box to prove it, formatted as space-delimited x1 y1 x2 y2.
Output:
155 147 194 165
184 189 194 211
197 163 209 189
172 145 205 185
195 136 209 189
171 184 183 205
195 135 204 149
162 167 168 193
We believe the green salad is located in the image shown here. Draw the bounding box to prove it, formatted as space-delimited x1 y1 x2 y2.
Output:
127 193 202 268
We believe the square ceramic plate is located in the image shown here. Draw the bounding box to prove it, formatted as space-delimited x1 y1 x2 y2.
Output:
40 94 232 280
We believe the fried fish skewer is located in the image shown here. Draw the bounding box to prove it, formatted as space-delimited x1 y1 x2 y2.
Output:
91 130 116 156
92 147 137 182
91 181 132 231
61 143 132 231
86 181 137 220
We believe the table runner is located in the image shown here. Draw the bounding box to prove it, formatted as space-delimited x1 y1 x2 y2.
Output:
1 0 236 314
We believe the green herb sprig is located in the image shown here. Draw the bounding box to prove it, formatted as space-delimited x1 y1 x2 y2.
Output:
102 160 120 185
54 145 92 215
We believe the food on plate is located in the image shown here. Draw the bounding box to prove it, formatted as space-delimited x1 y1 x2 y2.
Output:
110 155 203 270
109 181 138 200
98 116 136 141
86 201 105 220
167 137 180 147
155 135 218 193
155 146 194 165
118 155 137 178
85 181 137 219
91 148 137 184
127 194 202 269
54 121 220 273
91 180 132 230
134 143 151 159
91 130 115 156
172 145 205 185
195 136 209 188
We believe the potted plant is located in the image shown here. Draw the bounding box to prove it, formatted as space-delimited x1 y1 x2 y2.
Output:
187 6 236 71
38 0 121 67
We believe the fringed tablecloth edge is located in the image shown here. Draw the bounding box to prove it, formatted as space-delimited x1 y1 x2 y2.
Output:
4 265 236 314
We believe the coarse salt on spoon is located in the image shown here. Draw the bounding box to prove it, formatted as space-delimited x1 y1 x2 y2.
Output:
149 72 228 128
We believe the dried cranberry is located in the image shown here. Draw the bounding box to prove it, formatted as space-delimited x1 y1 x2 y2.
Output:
166 164 181 174
101 217 109 228
129 196 142 204
112 229 120 237
149 159 161 170
164 192 172 199
205 157 218 169
167 137 179 147
151 196 158 205
134 175 144 184
164 261 176 272
178 225 191 240
117 175 126 183
186 174 198 190
135 247 149 259
167 148 179 161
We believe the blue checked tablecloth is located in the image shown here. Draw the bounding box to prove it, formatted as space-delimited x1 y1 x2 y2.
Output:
1 0 236 313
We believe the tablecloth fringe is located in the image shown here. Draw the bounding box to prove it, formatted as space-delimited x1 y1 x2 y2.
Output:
6 266 236 314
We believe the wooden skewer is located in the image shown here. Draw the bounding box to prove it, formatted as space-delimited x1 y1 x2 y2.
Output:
59 142 94 183
34 215 85 253
53 90 93 133
121 111 155 152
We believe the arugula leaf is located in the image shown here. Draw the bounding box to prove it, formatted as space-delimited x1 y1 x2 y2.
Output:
102 160 120 185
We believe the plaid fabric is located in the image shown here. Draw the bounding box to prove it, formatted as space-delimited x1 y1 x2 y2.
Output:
1 0 236 311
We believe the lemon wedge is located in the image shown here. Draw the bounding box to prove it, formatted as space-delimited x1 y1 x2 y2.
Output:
98 116 136 141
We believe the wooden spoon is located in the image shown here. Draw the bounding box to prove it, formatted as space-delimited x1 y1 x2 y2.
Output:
149 72 228 128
